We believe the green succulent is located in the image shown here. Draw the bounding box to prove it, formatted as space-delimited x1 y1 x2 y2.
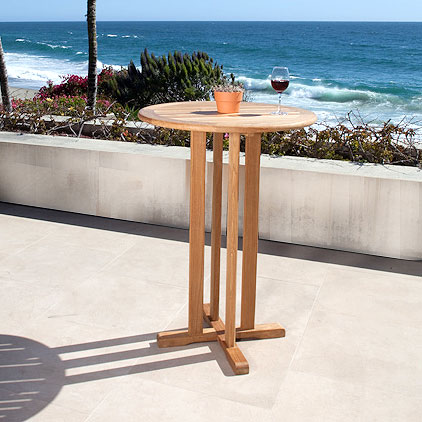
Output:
105 48 227 109
214 73 244 92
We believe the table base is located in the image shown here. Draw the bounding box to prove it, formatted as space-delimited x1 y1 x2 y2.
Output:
157 304 285 375
156 131 286 376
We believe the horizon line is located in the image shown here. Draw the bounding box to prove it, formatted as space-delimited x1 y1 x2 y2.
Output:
1 19 422 23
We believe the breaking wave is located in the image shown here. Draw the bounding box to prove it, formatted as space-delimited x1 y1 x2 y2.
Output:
4 52 106 88
237 75 421 110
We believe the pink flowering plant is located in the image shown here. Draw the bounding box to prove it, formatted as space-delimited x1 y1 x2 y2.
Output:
36 67 115 100
5 67 119 119
11 96 114 117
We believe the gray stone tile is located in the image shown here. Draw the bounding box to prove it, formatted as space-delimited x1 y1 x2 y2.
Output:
85 377 275 422
1 269 187 416
87 378 275 422
0 250 9 263
204 272 319 331
0 237 117 286
0 213 54 257
0 327 155 416
317 267 422 328
216 246 328 287
45 223 138 254
291 308 422 396
104 236 211 289
45 272 187 332
0 277 65 332
0 334 68 418
272 370 422 422
256 253 328 286
0 387 88 422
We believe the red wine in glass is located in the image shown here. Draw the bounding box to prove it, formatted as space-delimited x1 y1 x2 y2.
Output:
271 67 290 115
271 80 289 93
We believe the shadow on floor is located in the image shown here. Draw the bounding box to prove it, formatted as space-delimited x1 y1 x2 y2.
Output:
0 332 232 422
1 202 420 277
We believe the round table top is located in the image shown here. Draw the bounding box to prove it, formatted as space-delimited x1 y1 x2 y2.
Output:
138 101 317 133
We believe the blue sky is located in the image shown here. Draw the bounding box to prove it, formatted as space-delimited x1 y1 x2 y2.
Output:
0 0 421 22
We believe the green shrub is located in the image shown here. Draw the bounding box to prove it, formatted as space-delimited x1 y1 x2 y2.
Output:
1 93 420 167
136 113 421 167
104 49 225 109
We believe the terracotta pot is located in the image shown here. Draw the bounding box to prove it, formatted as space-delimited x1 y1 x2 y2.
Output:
214 91 243 114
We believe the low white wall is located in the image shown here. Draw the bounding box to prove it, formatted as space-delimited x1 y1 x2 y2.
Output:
0 132 421 260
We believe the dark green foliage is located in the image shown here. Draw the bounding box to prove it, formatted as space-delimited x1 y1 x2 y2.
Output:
104 49 225 108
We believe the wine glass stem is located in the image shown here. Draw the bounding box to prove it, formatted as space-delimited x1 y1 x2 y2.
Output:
278 93 281 114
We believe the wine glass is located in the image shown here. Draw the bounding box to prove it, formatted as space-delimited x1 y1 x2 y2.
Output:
271 67 290 115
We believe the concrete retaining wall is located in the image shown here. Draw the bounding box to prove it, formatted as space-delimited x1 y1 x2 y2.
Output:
0 132 421 260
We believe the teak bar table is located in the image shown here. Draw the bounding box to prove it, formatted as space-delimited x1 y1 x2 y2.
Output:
138 102 317 375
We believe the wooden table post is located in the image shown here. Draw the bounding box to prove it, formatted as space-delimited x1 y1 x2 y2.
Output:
241 133 262 330
188 131 206 337
210 133 223 322
225 132 240 349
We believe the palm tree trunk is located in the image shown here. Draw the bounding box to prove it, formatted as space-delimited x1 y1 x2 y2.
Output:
0 37 12 113
87 0 97 112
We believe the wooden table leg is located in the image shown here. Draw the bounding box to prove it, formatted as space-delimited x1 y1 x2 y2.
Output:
225 132 240 349
210 133 223 321
240 133 261 330
157 131 208 348
218 132 248 375
188 131 206 336
239 132 285 341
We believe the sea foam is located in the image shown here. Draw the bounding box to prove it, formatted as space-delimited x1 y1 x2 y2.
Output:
4 52 105 89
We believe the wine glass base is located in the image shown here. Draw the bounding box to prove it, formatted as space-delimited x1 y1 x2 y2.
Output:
271 111 288 115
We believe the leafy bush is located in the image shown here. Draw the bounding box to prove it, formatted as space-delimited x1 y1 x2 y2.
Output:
104 49 225 109
141 115 422 167
1 100 420 167
1 95 125 137
11 96 114 117
261 118 421 166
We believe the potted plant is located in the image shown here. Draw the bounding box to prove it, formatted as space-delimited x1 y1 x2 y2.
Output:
213 73 244 114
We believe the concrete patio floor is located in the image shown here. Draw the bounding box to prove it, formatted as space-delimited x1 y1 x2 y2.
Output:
0 201 421 422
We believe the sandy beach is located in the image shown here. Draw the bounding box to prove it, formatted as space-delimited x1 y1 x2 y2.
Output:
1 85 37 101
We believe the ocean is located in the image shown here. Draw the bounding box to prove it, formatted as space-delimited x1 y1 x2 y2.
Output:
1 21 421 125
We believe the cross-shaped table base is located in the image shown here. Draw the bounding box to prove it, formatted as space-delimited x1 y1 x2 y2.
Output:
157 304 285 375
